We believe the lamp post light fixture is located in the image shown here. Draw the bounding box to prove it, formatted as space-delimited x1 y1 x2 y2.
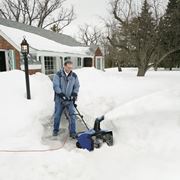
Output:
21 37 31 100
21 38 29 54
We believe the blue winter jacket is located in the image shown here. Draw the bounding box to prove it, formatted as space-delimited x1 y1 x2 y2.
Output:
53 69 80 100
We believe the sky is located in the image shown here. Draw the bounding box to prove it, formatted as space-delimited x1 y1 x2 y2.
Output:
63 0 110 38
63 0 169 38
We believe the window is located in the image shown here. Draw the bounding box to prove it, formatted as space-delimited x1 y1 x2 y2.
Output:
44 56 56 75
30 54 37 62
77 57 81 67
7 50 16 70
64 57 71 62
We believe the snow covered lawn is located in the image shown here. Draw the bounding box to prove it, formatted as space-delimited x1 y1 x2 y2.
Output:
0 68 180 180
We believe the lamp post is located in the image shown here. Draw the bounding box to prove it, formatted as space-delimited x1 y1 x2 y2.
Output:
21 37 31 100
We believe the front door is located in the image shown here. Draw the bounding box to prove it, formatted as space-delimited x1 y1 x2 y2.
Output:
0 51 6 72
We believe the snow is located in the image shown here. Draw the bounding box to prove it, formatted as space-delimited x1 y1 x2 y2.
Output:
0 25 90 55
0 68 180 180
0 70 54 149
20 64 42 70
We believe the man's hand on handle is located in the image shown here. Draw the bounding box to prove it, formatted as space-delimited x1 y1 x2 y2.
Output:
58 92 78 106
71 92 78 102
58 93 68 101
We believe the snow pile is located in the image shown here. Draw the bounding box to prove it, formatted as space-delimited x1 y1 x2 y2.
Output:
0 68 180 180
0 70 54 149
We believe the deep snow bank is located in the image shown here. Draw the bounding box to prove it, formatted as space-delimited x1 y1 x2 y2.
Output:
75 68 180 154
0 70 54 149
0 68 180 153
0 68 180 180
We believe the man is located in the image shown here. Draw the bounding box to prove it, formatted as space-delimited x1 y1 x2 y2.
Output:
53 60 80 138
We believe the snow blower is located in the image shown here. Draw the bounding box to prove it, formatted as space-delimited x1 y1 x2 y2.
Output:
62 98 113 151
73 103 114 151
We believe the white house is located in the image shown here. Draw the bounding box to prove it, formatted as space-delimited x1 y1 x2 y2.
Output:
0 18 104 75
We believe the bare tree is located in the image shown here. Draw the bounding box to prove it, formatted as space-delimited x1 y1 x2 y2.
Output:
0 0 75 32
148 0 168 27
78 24 102 46
111 0 134 25
106 0 137 72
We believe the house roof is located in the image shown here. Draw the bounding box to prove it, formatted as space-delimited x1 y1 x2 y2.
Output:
0 17 82 47
0 19 93 56
88 43 103 57
0 18 103 57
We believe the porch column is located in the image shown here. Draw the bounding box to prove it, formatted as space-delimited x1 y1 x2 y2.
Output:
41 56 45 74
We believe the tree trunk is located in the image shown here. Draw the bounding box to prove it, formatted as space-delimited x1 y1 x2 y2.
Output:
137 67 146 76
153 63 158 71
154 66 158 71
117 62 122 72
169 57 174 71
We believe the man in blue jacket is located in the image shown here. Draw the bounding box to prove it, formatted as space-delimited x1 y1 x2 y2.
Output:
53 60 80 138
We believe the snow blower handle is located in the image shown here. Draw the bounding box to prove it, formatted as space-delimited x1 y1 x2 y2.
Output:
64 97 77 108
61 97 89 130
60 96 76 104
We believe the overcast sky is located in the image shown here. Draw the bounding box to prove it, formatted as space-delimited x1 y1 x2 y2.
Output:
64 0 110 37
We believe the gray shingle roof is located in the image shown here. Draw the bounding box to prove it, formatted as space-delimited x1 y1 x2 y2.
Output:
0 17 83 47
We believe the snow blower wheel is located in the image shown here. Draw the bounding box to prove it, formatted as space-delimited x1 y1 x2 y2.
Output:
103 132 113 146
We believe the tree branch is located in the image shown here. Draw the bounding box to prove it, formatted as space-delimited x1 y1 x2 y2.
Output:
156 47 180 66
107 36 130 53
